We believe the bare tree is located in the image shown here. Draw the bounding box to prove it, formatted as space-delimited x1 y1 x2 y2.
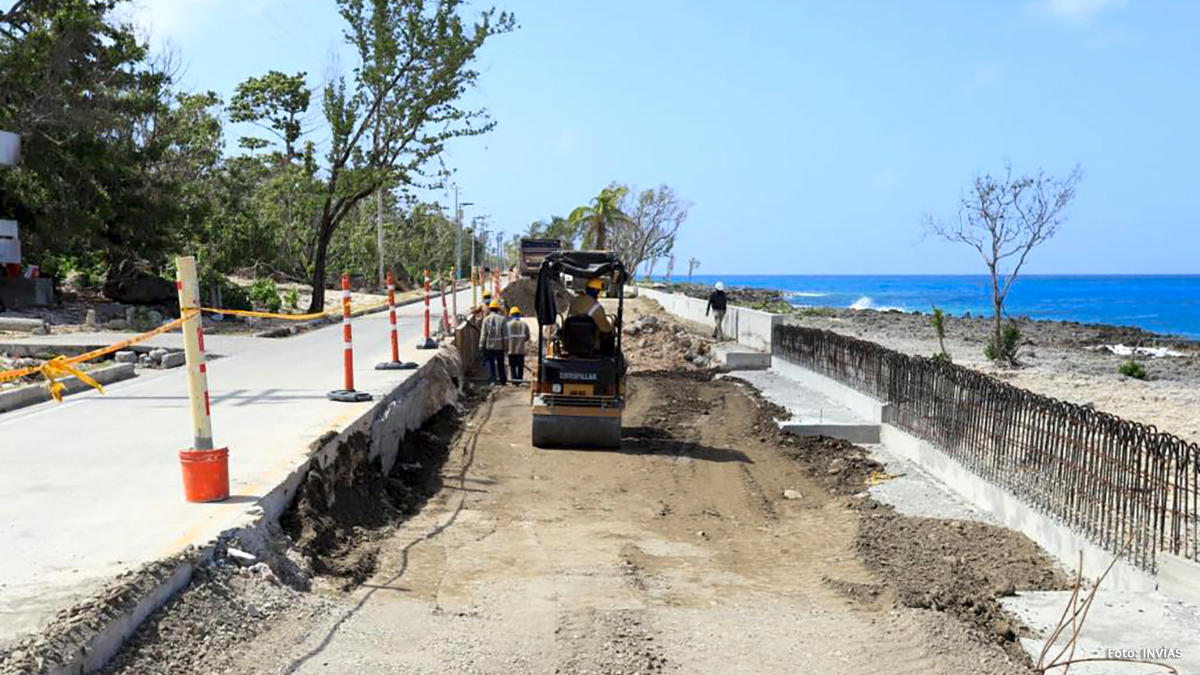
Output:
610 185 690 277
925 161 1082 364
665 253 675 282
688 257 700 280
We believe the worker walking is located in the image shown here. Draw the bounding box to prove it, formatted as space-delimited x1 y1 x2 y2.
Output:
706 281 728 340
567 277 613 334
505 306 530 383
479 300 508 385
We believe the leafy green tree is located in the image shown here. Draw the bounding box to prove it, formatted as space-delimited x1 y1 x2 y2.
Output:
568 185 633 250
229 70 310 161
303 0 515 312
0 0 190 272
525 215 580 249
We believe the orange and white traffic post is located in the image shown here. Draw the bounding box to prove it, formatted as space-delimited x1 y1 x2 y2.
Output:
327 273 372 402
417 268 437 349
376 269 416 371
450 267 459 323
175 255 229 503
438 272 451 334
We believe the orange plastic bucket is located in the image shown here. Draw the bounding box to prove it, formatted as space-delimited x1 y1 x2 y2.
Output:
178 448 230 503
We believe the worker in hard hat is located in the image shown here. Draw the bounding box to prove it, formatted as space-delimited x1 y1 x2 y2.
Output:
567 277 613 334
505 306 531 383
471 288 495 321
706 281 728 340
479 299 508 384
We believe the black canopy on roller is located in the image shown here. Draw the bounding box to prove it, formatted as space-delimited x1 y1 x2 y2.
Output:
534 251 627 327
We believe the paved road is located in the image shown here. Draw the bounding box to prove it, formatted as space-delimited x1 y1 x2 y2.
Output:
0 290 473 644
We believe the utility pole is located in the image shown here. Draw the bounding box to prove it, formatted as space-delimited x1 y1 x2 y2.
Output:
376 188 385 290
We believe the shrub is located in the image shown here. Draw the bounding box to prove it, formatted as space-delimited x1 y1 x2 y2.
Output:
930 351 952 364
249 278 282 313
284 287 300 310
984 323 1023 364
1118 359 1147 380
930 306 949 360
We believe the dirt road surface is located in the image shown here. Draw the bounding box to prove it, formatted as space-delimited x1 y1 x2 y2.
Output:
110 371 1032 675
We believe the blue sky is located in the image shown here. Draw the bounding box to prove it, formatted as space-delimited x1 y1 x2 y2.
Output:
120 0 1198 274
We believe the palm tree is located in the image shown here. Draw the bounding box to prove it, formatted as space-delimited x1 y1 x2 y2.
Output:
688 257 700 280
568 185 633 250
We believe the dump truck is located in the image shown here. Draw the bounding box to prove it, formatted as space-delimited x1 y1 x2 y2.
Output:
530 250 627 448
518 237 562 278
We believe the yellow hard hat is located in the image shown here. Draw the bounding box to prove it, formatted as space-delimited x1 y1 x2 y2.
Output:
489 299 500 309
482 290 492 298
509 306 521 316
586 278 604 291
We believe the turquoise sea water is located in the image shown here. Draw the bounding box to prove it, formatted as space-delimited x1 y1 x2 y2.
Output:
665 275 1200 339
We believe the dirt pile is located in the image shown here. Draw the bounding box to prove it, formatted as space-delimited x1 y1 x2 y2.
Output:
623 313 717 372
856 509 1070 656
500 277 570 316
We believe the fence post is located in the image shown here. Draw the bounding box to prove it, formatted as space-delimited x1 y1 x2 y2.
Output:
376 269 416 371
175 256 229 503
417 268 437 349
328 274 372 402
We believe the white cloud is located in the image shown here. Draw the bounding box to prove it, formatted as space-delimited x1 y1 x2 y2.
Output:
1037 0 1129 23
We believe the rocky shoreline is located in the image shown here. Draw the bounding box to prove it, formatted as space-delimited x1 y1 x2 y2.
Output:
645 281 1200 444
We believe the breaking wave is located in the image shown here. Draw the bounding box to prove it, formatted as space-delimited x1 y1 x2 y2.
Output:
849 296 906 312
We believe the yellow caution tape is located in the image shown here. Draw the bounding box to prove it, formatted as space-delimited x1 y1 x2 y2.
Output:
0 313 192 394
40 357 106 401
200 306 331 321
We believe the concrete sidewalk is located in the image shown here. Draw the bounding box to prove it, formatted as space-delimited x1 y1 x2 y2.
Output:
0 289 473 647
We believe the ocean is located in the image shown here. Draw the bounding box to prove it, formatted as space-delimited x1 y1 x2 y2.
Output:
664 275 1200 339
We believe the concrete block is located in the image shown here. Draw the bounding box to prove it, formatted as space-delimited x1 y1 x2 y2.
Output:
160 351 185 369
114 351 138 364
148 348 168 364
0 316 48 333
781 422 881 444
714 344 771 370
1158 553 1200 604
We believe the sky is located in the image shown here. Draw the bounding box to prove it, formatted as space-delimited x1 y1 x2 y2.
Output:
82 1 1200 273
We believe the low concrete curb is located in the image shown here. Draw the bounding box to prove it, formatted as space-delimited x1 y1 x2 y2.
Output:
0 363 137 414
0 316 49 334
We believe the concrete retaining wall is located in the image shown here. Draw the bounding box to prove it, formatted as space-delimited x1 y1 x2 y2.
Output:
771 357 1176 596
637 286 782 352
771 356 890 423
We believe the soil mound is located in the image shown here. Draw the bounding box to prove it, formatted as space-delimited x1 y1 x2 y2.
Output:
500 277 570 316
856 509 1069 655
623 313 717 372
